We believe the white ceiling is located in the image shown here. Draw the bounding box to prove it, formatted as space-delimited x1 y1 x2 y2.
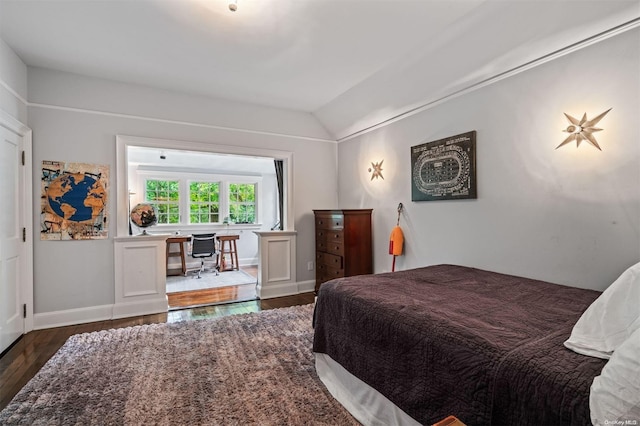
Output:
1 0 639 140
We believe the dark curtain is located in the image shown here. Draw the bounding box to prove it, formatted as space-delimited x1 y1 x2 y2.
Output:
274 160 284 230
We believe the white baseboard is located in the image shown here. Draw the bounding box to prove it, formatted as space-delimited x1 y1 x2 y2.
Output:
33 280 309 329
258 279 315 299
297 279 315 294
241 257 259 267
33 304 114 330
112 297 168 319
257 282 296 299
33 298 168 330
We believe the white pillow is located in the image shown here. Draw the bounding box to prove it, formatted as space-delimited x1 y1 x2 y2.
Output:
590 327 640 425
564 261 640 359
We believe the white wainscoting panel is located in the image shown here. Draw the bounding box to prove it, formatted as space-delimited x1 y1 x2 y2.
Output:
254 231 297 299
113 235 168 318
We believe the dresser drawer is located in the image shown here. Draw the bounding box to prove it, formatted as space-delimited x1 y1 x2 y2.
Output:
326 252 344 269
316 266 345 285
327 230 343 244
317 237 345 256
316 229 344 244
315 215 344 230
316 239 328 252
325 242 344 257
316 252 343 270
324 266 344 280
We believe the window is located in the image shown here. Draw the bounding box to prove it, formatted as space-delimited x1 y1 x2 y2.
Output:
138 173 261 228
145 179 179 224
228 183 256 224
189 181 220 224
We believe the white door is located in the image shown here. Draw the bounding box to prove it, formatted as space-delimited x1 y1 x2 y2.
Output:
0 126 23 353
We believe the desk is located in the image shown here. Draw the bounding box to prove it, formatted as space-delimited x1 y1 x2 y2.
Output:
217 234 240 271
166 236 190 276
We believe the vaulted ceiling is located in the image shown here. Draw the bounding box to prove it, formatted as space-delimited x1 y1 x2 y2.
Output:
1 0 638 140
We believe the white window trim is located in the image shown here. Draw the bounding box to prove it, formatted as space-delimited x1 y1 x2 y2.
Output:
135 170 263 228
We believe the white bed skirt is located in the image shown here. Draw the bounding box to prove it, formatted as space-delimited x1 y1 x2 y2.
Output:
314 352 422 426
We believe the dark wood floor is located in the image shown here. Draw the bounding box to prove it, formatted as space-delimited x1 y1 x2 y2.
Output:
0 291 315 411
167 265 259 309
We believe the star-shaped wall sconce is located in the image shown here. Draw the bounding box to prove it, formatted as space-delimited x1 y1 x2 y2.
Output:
368 160 384 180
556 108 611 150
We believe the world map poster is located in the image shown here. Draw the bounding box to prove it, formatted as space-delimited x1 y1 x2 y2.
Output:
41 161 109 240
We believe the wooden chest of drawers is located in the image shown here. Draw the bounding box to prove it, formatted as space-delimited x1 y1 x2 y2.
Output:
314 209 373 293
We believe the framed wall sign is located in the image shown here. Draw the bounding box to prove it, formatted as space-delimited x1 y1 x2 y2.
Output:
410 131 477 201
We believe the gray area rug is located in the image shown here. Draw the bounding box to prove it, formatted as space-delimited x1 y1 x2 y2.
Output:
166 269 256 293
0 304 359 425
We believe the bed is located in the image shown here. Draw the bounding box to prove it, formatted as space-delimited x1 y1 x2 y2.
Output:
312 264 610 425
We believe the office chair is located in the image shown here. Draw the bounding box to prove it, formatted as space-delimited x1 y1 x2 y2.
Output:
190 233 218 279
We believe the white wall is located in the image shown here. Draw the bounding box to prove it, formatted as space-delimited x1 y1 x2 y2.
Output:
337 28 640 291
9 24 638 320
27 68 338 314
0 37 27 122
28 67 332 141
315 1 640 140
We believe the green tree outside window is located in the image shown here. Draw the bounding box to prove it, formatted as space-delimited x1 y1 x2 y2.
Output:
145 179 180 224
189 181 220 223
229 183 256 224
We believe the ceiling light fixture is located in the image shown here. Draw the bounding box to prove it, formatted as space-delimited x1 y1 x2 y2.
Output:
556 108 611 151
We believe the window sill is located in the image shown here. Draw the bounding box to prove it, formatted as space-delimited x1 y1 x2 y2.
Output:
149 223 263 235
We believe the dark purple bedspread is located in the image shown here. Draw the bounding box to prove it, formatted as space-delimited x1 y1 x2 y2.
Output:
312 264 607 425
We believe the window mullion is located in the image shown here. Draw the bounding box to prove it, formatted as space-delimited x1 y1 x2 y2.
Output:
255 180 261 225
221 181 229 222
180 179 188 225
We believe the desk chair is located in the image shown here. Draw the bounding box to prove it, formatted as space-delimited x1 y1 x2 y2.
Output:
190 233 218 279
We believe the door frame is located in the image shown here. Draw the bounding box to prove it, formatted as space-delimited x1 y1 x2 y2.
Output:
115 134 295 237
0 109 33 334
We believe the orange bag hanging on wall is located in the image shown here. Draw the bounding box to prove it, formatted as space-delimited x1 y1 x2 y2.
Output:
389 203 404 271
389 226 404 256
